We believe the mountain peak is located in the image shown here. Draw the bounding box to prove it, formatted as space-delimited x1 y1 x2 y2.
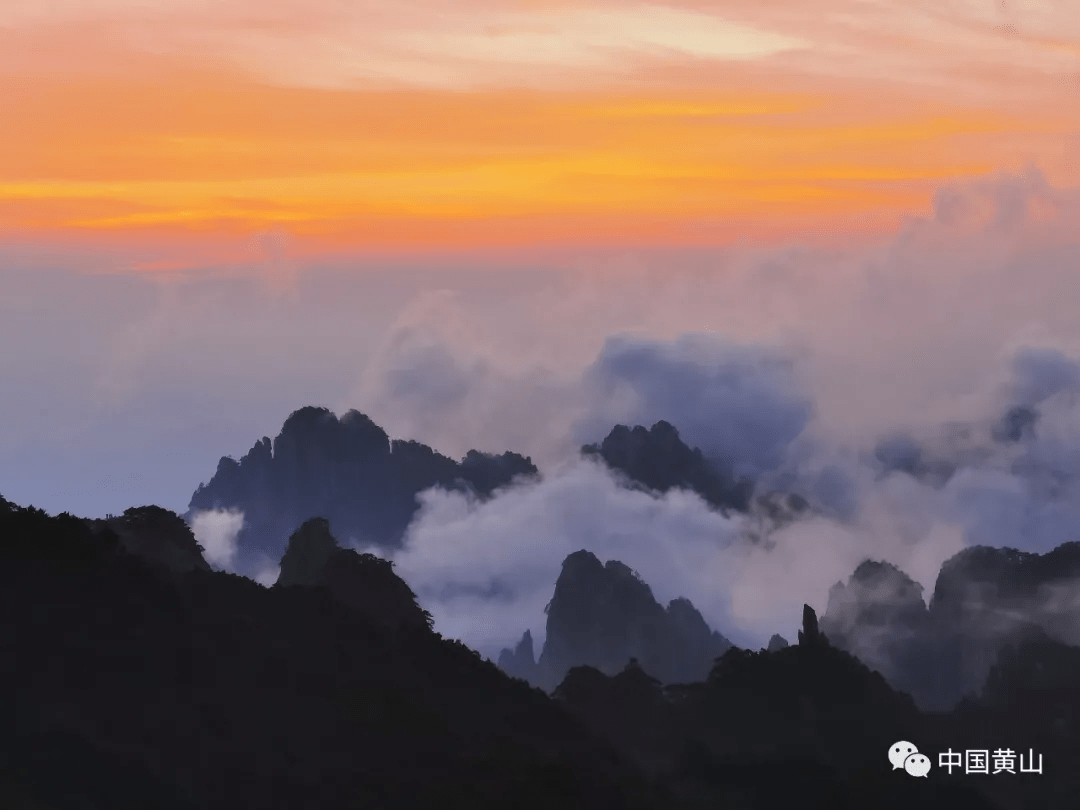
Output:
187 406 538 570
528 550 731 689
582 420 753 512
276 517 432 631
798 604 827 647
277 517 340 588
767 633 790 652
498 629 539 682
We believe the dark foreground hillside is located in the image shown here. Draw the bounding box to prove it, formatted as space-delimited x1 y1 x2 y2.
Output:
2 493 1075 809
0 495 660 810
554 608 1080 810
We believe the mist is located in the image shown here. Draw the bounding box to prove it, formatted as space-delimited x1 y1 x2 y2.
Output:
358 169 1080 653
2 169 1080 657
388 338 1080 656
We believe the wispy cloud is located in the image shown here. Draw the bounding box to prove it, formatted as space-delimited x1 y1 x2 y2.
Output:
390 336 1080 657
189 507 245 569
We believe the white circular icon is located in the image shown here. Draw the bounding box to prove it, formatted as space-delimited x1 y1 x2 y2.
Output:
904 752 931 777
888 741 918 770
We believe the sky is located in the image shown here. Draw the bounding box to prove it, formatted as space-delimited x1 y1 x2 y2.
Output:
4 0 1078 257
3 0 1080 650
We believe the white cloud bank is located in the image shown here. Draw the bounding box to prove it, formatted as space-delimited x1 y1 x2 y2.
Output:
390 336 1080 657
189 508 245 570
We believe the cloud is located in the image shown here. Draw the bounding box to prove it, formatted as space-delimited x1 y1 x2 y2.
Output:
252 558 281 588
348 170 1080 662
1036 580 1080 647
390 458 746 655
4 166 1080 634
8 2 804 91
189 508 283 586
390 450 967 656
344 288 816 475
8 0 1074 100
340 286 589 465
759 347 1080 557
849 347 1080 555
576 333 812 478
1008 345 1080 407
387 326 1080 661
332 169 1080 469
189 508 245 569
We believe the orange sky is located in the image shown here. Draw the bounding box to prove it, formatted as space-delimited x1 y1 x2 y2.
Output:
2 0 1078 264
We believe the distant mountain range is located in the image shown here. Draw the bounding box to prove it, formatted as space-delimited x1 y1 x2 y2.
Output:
186 408 798 576
499 549 732 690
582 420 754 513
5 405 1079 807
8 490 1078 808
187 406 1080 717
187 406 538 569
821 541 1080 711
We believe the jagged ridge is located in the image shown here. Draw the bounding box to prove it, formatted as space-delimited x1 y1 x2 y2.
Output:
187 406 538 567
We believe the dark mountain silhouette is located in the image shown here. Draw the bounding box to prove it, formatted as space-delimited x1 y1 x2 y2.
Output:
820 559 938 703
942 629 1080 810
4 492 1079 808
766 633 790 651
553 659 680 769
931 542 1080 630
276 516 433 631
582 421 753 512
553 605 1010 809
498 628 540 683
821 543 1080 710
187 406 538 568
276 514 341 586
925 542 1080 708
499 550 731 690
797 602 826 646
823 560 929 645
0 495 668 810
85 505 212 574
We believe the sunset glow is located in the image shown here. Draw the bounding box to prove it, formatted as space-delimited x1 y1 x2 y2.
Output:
3 0 1079 264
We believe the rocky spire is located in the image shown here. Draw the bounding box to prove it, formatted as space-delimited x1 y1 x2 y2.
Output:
798 604 828 647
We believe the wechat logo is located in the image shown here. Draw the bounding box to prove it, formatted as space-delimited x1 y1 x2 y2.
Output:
889 741 931 777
